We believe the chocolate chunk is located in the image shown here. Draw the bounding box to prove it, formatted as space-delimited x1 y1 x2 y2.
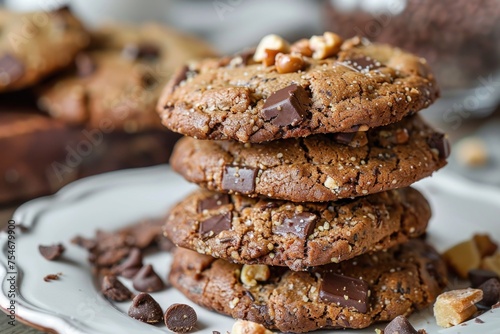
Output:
71 235 97 250
113 248 143 278
222 166 257 194
199 212 232 238
262 84 310 126
384 315 419 334
101 275 134 302
166 65 189 94
38 244 65 261
478 278 500 308
427 132 451 159
75 53 96 78
128 293 163 324
132 264 165 292
468 269 499 288
156 234 175 252
164 303 197 333
340 55 383 73
319 272 369 313
0 54 25 84
198 194 230 212
43 273 62 282
273 212 317 238
122 43 160 61
332 132 357 145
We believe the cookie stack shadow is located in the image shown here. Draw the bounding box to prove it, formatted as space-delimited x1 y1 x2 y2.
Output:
157 33 450 333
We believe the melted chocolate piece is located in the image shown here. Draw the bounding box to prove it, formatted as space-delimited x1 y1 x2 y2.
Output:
331 132 357 145
199 212 232 238
384 315 419 334
273 212 317 238
427 132 450 159
128 293 163 324
198 194 230 212
221 166 257 194
262 84 310 126
101 275 134 302
164 303 197 333
319 272 369 313
132 264 165 292
0 54 25 84
38 244 65 261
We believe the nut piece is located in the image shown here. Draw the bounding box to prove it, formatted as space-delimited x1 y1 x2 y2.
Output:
240 264 270 287
309 32 343 60
433 288 483 327
275 53 305 74
231 319 273 334
482 253 500 276
455 137 489 168
262 49 280 66
290 38 313 57
443 239 481 278
254 34 290 63
473 234 498 257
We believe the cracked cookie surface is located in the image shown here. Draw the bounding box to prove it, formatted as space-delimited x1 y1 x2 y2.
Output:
37 23 215 132
170 115 449 202
169 239 447 333
0 7 89 92
164 187 430 271
157 36 438 143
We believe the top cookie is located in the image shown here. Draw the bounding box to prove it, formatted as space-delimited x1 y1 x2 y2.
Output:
0 7 89 92
157 33 439 143
37 23 215 132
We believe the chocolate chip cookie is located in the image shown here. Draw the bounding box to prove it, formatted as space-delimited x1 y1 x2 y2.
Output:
157 33 438 143
169 115 449 202
164 186 430 271
0 7 89 92
169 239 447 333
37 23 215 132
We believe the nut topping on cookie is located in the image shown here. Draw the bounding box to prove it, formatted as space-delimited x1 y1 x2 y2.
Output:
240 264 271 287
275 53 305 74
309 32 343 60
262 84 310 127
253 34 290 63
319 272 370 313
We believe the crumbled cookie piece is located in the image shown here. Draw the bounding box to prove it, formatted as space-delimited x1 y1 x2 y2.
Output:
231 319 273 334
164 303 197 333
39 244 65 261
434 288 483 327
43 273 62 282
128 293 163 324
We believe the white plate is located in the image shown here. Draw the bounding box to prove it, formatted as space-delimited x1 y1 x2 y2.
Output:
1 165 500 334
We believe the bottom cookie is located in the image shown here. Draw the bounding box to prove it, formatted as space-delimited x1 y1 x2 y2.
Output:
169 239 447 333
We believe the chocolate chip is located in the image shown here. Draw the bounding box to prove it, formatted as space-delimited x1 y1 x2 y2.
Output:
122 43 160 61
71 235 97 250
319 272 369 313
427 132 451 159
478 278 500 308
384 315 419 334
198 194 230 212
199 212 232 238
0 54 25 85
38 244 65 261
468 269 499 288
132 264 165 292
101 275 134 302
43 273 61 282
340 55 383 73
273 212 317 238
156 235 175 252
128 293 163 324
222 166 257 194
331 132 357 145
262 84 310 127
166 65 189 94
164 303 197 333
113 248 143 278
75 53 96 78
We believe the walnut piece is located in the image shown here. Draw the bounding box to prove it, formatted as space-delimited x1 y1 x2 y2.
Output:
254 34 290 63
231 319 273 334
309 32 343 60
275 53 305 74
240 264 270 287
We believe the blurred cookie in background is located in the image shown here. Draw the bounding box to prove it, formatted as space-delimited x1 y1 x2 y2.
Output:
0 6 90 92
37 23 216 133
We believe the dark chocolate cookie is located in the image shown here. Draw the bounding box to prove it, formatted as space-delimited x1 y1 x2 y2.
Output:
169 115 449 202
164 187 430 271
0 7 89 92
37 23 215 132
157 33 438 143
169 239 447 333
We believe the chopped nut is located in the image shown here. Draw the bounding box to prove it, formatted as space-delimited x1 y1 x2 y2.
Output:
309 32 343 60
481 253 500 276
240 264 271 287
443 239 481 278
254 34 290 63
455 137 489 168
275 53 305 74
231 319 273 334
262 49 280 67
473 234 498 257
324 176 340 191
434 288 483 327
290 38 313 57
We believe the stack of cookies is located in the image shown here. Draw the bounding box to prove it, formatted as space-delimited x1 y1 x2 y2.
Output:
157 33 450 333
